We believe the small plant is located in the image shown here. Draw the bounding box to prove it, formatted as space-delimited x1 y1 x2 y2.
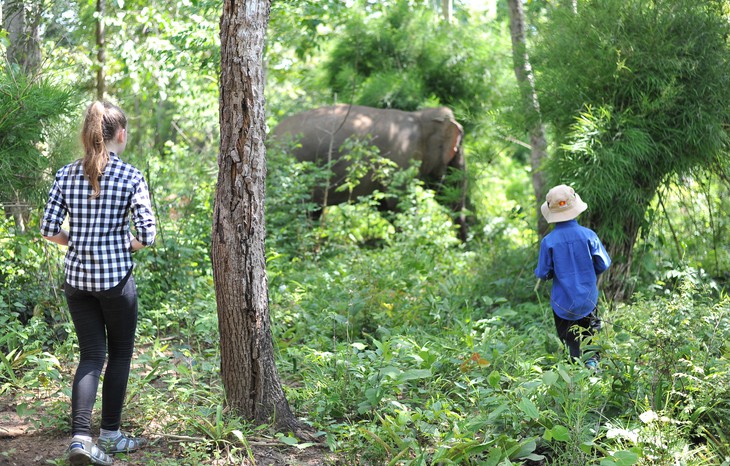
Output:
599 278 730 464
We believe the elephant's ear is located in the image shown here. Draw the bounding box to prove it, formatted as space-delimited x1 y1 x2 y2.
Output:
441 119 464 166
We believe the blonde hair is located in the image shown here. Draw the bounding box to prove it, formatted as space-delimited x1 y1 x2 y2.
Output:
81 101 127 198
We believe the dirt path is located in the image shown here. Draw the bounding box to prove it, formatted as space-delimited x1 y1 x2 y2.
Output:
0 401 338 465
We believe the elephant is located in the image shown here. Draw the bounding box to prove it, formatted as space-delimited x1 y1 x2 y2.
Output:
271 104 468 239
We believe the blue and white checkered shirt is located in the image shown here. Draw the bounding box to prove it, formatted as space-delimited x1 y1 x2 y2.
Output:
41 153 156 291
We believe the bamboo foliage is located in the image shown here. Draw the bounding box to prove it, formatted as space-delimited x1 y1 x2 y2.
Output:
532 0 730 299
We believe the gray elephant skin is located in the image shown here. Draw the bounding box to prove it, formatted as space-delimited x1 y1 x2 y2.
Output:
272 104 468 239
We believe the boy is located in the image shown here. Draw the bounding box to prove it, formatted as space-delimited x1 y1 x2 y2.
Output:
535 184 611 368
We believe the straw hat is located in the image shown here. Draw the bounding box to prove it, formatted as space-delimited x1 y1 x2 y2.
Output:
540 184 588 223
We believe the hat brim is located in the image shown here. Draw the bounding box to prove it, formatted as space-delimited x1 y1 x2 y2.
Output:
541 194 588 223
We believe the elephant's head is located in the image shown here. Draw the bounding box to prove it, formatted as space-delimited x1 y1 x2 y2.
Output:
416 107 468 239
415 107 464 180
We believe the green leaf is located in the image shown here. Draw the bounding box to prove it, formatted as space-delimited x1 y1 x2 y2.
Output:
542 371 559 386
483 447 503 466
487 403 509 422
487 370 501 389
548 425 570 442
517 397 540 420
16 403 35 418
463 442 494 456
509 438 537 459
277 434 299 446
580 441 595 454
396 369 431 383
295 442 317 450
612 450 639 465
558 366 572 384
231 430 245 442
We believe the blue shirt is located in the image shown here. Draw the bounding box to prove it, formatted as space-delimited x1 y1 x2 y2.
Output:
535 219 611 320
40 153 156 291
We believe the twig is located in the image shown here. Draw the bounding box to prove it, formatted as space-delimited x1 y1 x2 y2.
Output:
502 134 532 150
656 188 683 260
161 433 319 448
171 120 194 147
161 433 207 442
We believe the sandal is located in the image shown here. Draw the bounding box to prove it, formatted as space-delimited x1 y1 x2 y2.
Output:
68 438 114 466
97 432 148 454
585 357 600 372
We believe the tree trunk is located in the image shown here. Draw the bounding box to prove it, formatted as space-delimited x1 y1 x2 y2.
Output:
586 188 653 302
590 215 640 303
96 0 106 100
213 0 298 432
2 0 41 74
507 0 549 237
601 244 634 302
4 193 27 233
3 0 42 232
564 0 578 14
441 0 453 24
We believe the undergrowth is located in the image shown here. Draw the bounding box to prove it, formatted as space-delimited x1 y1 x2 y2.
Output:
2 153 729 465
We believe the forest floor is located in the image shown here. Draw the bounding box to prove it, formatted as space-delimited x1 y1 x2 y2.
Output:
0 397 339 466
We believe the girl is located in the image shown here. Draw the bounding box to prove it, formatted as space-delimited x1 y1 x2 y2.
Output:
41 101 156 465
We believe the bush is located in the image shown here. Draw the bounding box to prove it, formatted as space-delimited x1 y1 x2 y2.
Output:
602 277 730 464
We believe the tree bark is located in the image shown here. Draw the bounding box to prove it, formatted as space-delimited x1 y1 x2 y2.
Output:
96 0 106 100
507 0 549 237
586 186 656 302
2 0 41 74
590 212 641 303
441 0 453 24
213 0 298 432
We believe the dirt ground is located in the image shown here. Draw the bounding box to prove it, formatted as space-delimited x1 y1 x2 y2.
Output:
0 400 339 466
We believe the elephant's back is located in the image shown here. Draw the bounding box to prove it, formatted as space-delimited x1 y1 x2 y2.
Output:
275 104 413 127
272 104 417 162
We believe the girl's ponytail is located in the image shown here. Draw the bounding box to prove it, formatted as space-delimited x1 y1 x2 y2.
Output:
80 101 127 198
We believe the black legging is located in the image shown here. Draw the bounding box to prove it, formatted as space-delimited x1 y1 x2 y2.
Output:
553 309 601 361
64 272 137 436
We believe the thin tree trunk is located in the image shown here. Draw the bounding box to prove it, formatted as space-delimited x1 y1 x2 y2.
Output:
507 0 549 237
2 0 41 74
3 0 41 232
5 193 27 233
441 0 453 24
96 0 106 100
600 220 639 302
564 0 578 14
213 0 299 432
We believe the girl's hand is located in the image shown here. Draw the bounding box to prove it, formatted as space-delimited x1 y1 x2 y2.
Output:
43 230 69 246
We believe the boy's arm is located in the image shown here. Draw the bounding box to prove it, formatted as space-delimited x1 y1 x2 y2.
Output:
591 238 611 274
535 242 554 280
